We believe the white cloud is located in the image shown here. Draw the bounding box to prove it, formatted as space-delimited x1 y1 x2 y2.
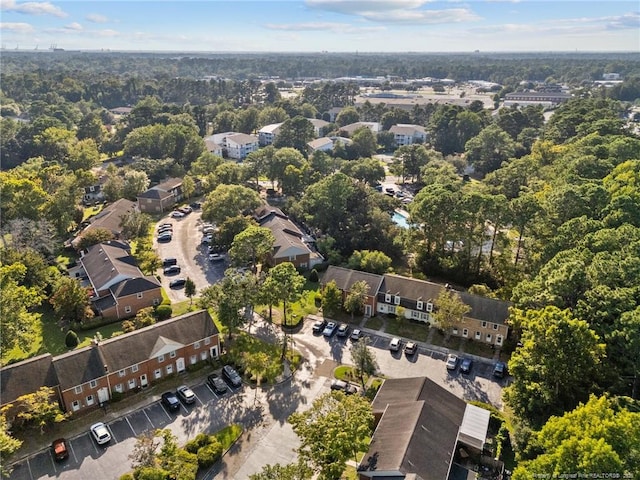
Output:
0 21 34 33
306 0 429 15
0 0 67 17
86 13 108 24
96 29 119 37
63 22 82 31
265 21 385 33
364 8 480 24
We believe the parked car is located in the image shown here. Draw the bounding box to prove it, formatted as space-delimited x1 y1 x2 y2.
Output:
350 328 362 341
170 210 185 218
90 422 111 445
209 253 224 262
162 258 177 267
222 365 242 387
169 278 186 289
446 354 459 371
385 187 395 194
389 337 401 351
157 223 173 230
322 321 338 337
161 391 180 412
207 373 228 394
201 223 214 231
157 233 173 243
51 438 69 461
157 225 173 233
493 361 507 378
176 385 196 404
330 379 358 395
202 226 216 235
336 323 350 337
460 358 473 374
178 206 192 214
201 234 213 244
312 318 327 334
404 341 417 356
190 202 202 209
163 265 181 275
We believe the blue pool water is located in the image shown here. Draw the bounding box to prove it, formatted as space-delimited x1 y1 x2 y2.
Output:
392 211 410 229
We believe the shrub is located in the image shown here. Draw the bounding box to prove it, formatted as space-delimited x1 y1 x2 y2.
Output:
119 474 135 480
308 268 319 283
196 439 223 468
155 305 172 320
185 433 212 454
65 330 79 348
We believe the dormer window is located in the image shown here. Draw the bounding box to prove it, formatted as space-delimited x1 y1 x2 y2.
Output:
426 302 433 312
385 293 391 303
417 300 424 310
394 295 400 305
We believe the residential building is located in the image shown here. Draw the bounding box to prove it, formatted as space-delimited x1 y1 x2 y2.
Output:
82 176 107 205
225 133 259 160
258 123 283 146
137 177 184 213
71 198 137 249
69 241 162 320
0 311 220 417
321 268 510 346
307 137 334 153
339 121 381 136
204 138 223 157
503 91 571 108
307 118 330 137
358 377 496 480
321 266 384 318
326 107 343 122
389 123 428 147
255 206 324 269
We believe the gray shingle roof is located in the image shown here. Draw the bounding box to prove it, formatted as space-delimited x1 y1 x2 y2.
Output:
81 242 142 292
53 346 107 391
98 310 218 372
322 266 384 298
0 354 58 405
256 207 311 259
110 276 161 298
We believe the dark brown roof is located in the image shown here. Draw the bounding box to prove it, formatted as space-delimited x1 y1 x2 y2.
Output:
111 276 161 298
322 266 384 297
98 310 218 371
53 346 106 391
81 242 142 292
360 377 467 480
0 354 58 406
137 178 182 200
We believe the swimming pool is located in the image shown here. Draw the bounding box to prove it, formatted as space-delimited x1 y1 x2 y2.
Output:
392 210 410 229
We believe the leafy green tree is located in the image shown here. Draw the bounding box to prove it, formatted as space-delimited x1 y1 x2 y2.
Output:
465 124 517 177
344 280 369 319
202 184 261 225
0 263 43 354
335 107 359 127
513 395 640 479
65 330 79 348
274 116 315 154
390 144 431 183
8 387 66 432
321 280 342 318
122 170 150 200
348 250 391 274
76 228 115 250
129 430 160 470
135 248 161 276
229 226 275 271
258 106 289 127
155 429 198 480
289 391 373 480
184 278 196 306
217 215 256 247
432 289 471 335
119 211 153 240
249 461 313 480
0 414 22 477
350 336 378 389
0 173 48 224
244 147 273 189
504 306 606 428
341 157 385 186
347 126 377 159
49 276 94 324
133 307 156 328
269 147 305 190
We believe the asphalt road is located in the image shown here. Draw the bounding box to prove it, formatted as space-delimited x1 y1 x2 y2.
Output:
153 210 228 303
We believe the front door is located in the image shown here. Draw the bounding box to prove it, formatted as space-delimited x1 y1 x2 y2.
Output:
365 304 372 317
97 387 109 404
176 358 185 373
140 374 148 387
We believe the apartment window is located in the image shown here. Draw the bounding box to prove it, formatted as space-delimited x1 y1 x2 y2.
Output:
481 321 487 328
200 351 208 361
462 328 468 338
486 334 492 342
388 306 396 314
385 293 391 303
158 355 165 363
452 328 458 335
493 324 499 330
74 385 83 394
137 292 143 299
194 341 201 349
153 298 160 306
426 302 433 312
169 350 176 358
72 400 80 412
166 365 173 375
394 295 400 305
89 380 97 389
118 369 125 377
496 335 503 346
128 379 136 390
204 337 211 345
124 306 132 314
475 331 481 340
86 395 94 406
115 384 123 393
154 369 162 380
190 355 197 365
416 301 423 310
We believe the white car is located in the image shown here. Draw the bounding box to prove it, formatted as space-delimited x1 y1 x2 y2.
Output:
170 211 185 218
90 422 111 445
446 354 459 371
389 337 401 351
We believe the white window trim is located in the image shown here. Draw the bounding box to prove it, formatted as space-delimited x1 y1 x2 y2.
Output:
86 395 94 406
493 324 499 330
72 400 80 411
462 328 468 337
385 293 391 303
136 292 143 299
475 331 481 340
124 305 132 313
481 321 487 328
118 369 125 377
131 364 139 373
416 301 423 311
169 350 176 358
166 365 173 375
486 334 492 342
74 385 83 394
190 355 197 365
426 302 433 312
154 369 162 379
394 295 400 305
89 380 97 389
194 341 201 349
115 384 123 393
204 337 211 345
158 355 165 363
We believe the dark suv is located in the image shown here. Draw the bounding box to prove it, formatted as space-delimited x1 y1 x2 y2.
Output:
161 391 180 412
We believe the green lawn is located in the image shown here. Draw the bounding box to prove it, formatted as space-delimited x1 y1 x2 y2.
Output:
362 316 384 330
215 424 243 450
82 204 104 221
383 317 431 342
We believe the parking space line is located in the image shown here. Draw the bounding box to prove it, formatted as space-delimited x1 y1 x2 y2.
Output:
26 457 33 480
143 409 155 429
69 438 79 463
205 383 220 400
107 423 119 443
124 417 137 437
48 449 57 473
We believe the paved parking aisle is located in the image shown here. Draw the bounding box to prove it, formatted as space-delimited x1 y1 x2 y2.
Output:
145 403 173 430
126 410 154 436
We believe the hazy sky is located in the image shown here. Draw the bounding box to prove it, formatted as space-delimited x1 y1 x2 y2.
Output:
1 0 638 52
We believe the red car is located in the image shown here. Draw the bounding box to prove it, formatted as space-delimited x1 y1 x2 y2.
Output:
51 438 69 461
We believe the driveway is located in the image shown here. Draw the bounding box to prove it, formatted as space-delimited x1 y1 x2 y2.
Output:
153 211 228 302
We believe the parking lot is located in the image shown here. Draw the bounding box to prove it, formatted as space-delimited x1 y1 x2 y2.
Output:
153 209 229 303
8 381 241 480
